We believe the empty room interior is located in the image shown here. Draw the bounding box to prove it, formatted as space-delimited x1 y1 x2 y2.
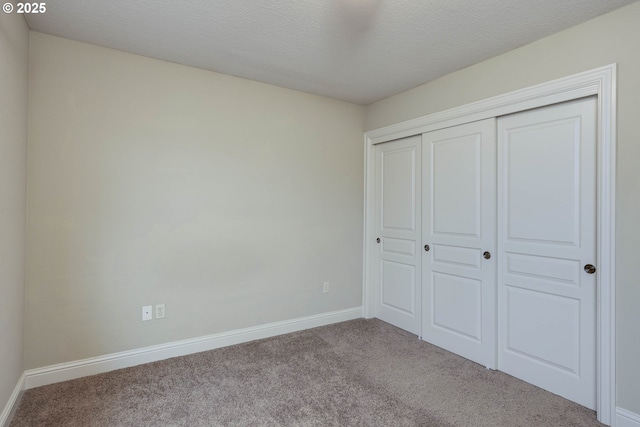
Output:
2 1 640 426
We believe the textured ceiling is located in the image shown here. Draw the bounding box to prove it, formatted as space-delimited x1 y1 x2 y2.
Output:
24 0 637 105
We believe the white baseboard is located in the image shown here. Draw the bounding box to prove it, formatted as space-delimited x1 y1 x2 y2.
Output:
24 307 362 390
0 373 25 427
617 407 640 427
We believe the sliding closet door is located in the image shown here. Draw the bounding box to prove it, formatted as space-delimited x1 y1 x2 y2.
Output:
421 119 497 368
497 98 597 409
374 135 422 335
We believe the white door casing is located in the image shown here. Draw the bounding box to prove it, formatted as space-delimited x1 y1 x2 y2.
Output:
421 119 497 368
497 97 597 409
374 135 422 335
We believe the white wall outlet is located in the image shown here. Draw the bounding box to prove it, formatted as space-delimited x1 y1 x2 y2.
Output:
155 303 165 319
142 305 153 321
323 281 330 293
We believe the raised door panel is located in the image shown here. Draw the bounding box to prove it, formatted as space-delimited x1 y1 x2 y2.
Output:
505 119 579 245
431 135 481 238
381 148 417 233
432 272 482 341
381 260 416 315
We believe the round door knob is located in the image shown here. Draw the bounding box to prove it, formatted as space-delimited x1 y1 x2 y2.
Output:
424 244 430 252
376 237 380 243
584 264 596 274
483 251 491 260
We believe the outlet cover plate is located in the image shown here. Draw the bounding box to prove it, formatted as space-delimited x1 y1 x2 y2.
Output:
156 304 165 319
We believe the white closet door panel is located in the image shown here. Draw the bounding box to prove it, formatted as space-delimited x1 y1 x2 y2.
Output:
505 287 581 373
431 135 481 237
497 97 597 409
381 147 417 233
381 260 416 314
432 272 482 341
422 119 496 368
374 135 422 335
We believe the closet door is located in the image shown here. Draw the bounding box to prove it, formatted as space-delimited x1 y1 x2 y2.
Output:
421 119 497 368
374 135 422 335
497 98 597 409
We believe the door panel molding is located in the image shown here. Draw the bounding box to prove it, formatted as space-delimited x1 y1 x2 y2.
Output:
363 64 616 425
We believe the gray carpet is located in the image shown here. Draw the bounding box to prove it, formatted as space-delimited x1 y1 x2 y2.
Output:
10 319 603 426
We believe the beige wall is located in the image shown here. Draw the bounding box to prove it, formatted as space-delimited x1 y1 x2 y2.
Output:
0 9 28 414
366 1 640 414
26 33 365 369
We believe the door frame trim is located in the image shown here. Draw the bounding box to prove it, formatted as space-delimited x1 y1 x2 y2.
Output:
362 64 617 425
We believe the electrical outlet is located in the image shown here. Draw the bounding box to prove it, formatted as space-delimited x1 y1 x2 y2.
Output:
142 305 153 321
156 304 165 319
323 281 330 293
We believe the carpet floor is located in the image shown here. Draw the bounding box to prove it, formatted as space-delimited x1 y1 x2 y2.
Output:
10 319 604 426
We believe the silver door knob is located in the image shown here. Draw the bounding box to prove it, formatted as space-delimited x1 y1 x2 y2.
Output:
584 264 596 274
376 237 380 243
424 244 430 252
483 251 491 260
